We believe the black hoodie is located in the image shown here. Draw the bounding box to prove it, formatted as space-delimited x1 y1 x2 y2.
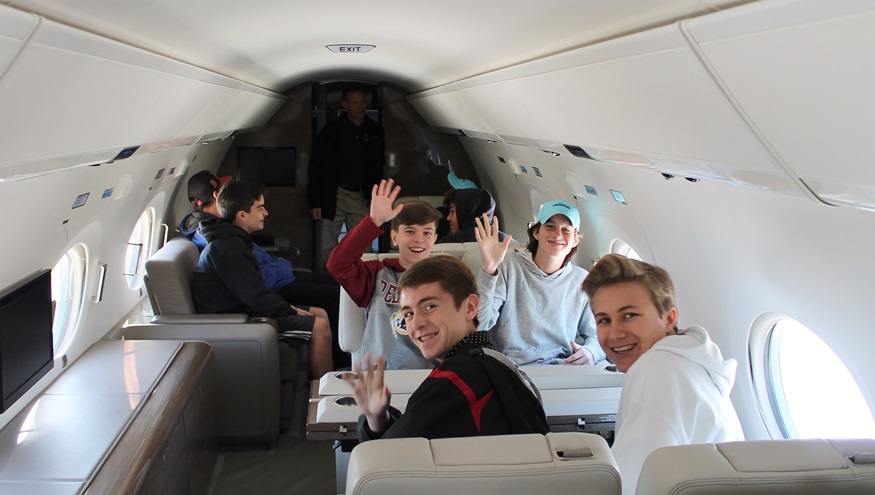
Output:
191 217 296 320
437 189 507 244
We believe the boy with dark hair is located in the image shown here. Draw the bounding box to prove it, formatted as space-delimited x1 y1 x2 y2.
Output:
474 200 605 366
192 181 334 378
327 179 442 370
178 170 231 250
346 255 548 441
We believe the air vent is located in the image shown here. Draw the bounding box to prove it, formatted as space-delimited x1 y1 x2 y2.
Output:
532 166 543 177
154 168 165 180
585 185 598 196
564 145 595 160
498 156 506 163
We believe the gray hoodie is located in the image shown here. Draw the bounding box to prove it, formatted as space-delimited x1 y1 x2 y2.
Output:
477 248 605 365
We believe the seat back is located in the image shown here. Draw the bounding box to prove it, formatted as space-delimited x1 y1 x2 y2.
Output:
144 237 199 314
636 438 875 495
338 249 478 356
346 432 620 495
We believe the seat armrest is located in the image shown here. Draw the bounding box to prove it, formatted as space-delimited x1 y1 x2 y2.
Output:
150 313 250 324
339 288 366 353
121 320 281 444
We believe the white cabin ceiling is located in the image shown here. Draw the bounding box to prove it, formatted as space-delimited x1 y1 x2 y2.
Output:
8 0 753 92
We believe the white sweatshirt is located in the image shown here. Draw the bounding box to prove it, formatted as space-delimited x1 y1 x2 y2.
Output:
611 325 745 495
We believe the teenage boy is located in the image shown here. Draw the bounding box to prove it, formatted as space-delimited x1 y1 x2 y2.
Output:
346 255 548 441
474 200 605 366
582 254 744 495
179 170 230 250
327 179 441 370
192 181 334 378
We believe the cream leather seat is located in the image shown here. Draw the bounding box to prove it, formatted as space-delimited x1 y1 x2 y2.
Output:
346 432 620 495
635 438 875 495
120 237 302 444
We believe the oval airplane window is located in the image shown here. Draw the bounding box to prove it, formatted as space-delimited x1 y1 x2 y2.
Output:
125 208 155 288
609 239 643 261
751 314 875 439
51 245 86 355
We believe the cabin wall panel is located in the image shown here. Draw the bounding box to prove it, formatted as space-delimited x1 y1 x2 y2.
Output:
0 13 284 170
462 137 875 440
686 0 875 210
414 23 803 195
0 5 36 76
408 87 498 140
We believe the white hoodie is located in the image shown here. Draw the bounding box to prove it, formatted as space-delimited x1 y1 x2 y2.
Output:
611 325 744 495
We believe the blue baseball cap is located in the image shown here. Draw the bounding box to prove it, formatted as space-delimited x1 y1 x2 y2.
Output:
536 200 580 231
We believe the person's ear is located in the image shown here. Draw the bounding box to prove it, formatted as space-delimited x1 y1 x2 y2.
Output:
465 294 479 321
664 307 679 334
390 229 398 247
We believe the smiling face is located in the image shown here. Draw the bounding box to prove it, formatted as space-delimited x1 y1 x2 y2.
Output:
399 281 478 360
533 214 580 258
236 195 268 234
592 281 678 373
391 223 437 268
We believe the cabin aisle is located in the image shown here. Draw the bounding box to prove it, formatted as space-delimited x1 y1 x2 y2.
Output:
209 384 337 494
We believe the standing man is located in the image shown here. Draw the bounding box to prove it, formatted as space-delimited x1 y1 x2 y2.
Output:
308 85 384 271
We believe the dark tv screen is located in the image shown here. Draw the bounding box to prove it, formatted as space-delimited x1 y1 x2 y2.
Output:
237 147 297 187
0 270 54 413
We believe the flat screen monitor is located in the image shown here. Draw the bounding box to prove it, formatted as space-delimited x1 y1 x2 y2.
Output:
237 146 297 187
0 270 54 413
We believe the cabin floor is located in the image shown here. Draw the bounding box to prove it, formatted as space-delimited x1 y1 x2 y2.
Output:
208 381 338 495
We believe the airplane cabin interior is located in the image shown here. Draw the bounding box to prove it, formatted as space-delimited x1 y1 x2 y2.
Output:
1 0 875 493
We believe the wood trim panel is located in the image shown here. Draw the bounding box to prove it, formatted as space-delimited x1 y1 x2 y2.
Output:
84 342 213 494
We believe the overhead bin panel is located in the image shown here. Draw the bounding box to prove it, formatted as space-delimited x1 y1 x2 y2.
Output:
449 24 800 194
0 6 36 78
0 11 284 169
686 0 875 210
408 85 500 141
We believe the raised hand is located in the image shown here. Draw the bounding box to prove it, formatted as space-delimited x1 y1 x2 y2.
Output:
474 214 512 275
344 353 392 433
369 179 404 226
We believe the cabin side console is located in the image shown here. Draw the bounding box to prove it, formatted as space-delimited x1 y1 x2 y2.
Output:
0 340 217 495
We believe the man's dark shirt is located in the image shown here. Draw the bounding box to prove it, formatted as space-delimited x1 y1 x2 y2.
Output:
307 114 384 220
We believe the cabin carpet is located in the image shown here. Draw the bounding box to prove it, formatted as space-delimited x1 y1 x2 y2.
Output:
208 382 338 495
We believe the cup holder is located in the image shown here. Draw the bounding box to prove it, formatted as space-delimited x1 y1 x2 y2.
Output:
603 364 618 372
334 396 357 407
250 317 270 323
335 371 359 381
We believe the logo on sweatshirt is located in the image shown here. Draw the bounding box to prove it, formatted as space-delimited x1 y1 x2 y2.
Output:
391 309 408 339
